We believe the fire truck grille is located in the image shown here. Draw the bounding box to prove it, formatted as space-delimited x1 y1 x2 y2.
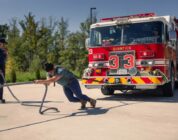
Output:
109 51 135 75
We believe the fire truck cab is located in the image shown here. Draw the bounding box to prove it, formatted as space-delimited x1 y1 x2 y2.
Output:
82 13 178 97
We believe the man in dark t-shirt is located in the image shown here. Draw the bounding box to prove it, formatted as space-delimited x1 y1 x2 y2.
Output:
0 38 8 104
35 63 96 109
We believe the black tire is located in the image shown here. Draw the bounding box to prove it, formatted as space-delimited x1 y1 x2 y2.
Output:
162 67 175 97
101 86 114 95
175 81 178 89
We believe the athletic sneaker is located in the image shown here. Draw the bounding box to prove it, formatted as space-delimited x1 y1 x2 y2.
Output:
80 100 87 109
0 99 6 104
89 99 96 108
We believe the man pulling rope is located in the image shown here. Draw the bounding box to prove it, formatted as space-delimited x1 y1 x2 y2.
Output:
35 63 97 109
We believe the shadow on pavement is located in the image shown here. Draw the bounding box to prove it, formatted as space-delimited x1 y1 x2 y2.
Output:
97 89 178 103
0 108 107 133
5 100 63 108
1 89 177 133
0 102 133 133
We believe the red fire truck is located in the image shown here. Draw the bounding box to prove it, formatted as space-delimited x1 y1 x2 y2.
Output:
82 13 178 96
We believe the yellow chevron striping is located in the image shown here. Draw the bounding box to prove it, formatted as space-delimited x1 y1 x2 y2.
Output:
149 77 161 84
82 79 87 84
108 77 115 84
82 77 162 85
120 77 128 84
133 77 145 84
95 77 104 82
92 81 100 84
92 77 104 84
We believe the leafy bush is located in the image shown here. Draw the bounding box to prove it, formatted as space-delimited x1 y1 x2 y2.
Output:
35 69 41 79
5 70 46 83
10 69 16 82
29 56 42 72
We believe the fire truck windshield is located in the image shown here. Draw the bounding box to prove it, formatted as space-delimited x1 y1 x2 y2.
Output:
90 21 163 47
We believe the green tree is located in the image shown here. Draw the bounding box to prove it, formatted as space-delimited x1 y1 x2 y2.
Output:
54 17 69 65
19 12 38 71
0 24 8 38
7 18 22 71
80 18 90 36
75 18 91 77
4 13 95 81
59 17 90 77
37 17 57 65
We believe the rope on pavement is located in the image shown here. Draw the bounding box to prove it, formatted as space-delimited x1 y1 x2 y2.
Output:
0 72 59 114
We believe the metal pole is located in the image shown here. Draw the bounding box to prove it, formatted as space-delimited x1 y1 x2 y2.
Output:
90 7 96 24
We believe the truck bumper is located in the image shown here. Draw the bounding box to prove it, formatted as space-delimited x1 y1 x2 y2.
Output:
82 76 165 89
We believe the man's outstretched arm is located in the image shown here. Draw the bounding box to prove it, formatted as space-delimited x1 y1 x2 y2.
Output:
35 75 62 85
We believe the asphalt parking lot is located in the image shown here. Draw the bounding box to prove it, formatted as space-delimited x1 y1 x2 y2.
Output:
0 81 178 140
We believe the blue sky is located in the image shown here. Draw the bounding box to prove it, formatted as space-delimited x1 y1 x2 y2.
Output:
0 0 178 32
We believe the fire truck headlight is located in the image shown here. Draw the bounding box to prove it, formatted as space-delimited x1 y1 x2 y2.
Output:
128 67 138 76
140 60 154 66
147 60 154 65
88 63 92 67
94 63 99 67
104 62 109 67
83 68 93 77
89 62 109 68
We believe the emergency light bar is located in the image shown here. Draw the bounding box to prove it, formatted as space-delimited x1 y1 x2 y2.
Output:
100 13 156 22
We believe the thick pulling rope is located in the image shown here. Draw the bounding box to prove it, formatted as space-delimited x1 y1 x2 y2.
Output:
1 81 35 88
0 72 59 114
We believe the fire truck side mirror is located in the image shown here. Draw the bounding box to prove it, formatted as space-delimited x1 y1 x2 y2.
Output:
85 38 90 48
168 30 177 41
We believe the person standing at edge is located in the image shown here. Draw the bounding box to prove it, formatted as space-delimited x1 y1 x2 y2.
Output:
0 38 8 104
35 63 96 109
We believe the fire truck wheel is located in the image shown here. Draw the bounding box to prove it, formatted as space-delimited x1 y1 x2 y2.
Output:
175 81 178 89
101 86 114 95
162 67 175 97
